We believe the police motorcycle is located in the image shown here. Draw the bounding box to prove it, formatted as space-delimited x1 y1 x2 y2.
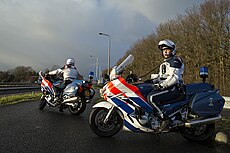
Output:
39 71 95 115
89 54 225 142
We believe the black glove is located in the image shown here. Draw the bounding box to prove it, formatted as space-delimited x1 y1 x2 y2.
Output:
153 83 163 90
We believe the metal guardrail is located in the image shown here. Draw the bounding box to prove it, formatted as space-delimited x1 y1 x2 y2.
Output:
223 97 230 109
0 82 35 86
223 96 230 102
0 86 40 95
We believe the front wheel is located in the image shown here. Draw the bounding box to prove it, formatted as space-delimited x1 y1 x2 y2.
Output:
39 97 47 110
89 108 123 137
68 98 86 115
180 123 216 142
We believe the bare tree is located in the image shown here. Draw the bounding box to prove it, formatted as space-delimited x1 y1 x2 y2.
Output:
120 0 230 96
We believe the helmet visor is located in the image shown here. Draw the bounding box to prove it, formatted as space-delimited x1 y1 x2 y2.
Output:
159 44 172 51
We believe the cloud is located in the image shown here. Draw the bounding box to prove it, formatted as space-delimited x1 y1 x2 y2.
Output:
0 0 205 77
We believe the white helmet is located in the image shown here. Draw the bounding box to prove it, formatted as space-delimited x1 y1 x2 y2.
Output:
158 39 176 56
66 58 75 66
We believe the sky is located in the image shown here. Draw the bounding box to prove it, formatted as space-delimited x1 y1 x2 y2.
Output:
0 0 205 77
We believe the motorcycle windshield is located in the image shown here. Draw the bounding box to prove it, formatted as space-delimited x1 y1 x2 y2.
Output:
116 54 134 75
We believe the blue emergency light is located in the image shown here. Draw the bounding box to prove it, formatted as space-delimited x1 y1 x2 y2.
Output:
200 66 208 82
89 71 94 79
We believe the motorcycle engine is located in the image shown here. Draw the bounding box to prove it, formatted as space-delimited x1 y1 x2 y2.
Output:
149 114 161 130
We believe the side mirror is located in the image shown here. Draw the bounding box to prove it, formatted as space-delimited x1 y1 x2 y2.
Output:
200 66 208 83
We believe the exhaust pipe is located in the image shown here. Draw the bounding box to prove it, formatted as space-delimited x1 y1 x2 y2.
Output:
185 115 221 128
63 97 79 103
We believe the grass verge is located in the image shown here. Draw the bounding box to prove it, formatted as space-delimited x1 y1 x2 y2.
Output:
0 92 42 106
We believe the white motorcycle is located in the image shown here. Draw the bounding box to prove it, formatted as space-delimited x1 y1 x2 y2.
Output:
39 71 95 115
89 55 225 142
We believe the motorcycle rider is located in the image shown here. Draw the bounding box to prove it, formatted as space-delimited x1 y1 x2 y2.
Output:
150 39 184 89
48 58 82 103
146 39 184 117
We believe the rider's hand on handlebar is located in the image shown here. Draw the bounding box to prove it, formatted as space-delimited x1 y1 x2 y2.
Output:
153 83 163 90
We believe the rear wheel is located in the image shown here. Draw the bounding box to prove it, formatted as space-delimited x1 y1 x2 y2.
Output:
68 97 86 115
89 108 123 137
180 123 215 142
39 97 47 110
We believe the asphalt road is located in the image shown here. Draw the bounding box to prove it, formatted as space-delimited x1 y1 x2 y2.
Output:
0 98 230 153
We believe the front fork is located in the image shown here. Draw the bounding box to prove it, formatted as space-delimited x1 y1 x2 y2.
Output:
103 105 117 124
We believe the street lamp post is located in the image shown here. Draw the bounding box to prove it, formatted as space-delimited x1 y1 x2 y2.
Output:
99 32 111 75
90 55 99 80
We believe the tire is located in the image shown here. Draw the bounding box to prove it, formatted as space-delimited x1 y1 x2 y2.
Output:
180 123 216 142
68 98 86 115
89 108 123 137
39 98 47 110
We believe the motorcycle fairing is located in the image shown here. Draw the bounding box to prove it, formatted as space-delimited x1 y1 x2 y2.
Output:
102 96 151 132
113 77 147 101
41 78 53 94
123 115 155 132
129 97 153 113
109 97 134 114
105 77 153 111
124 120 142 132
102 77 157 132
